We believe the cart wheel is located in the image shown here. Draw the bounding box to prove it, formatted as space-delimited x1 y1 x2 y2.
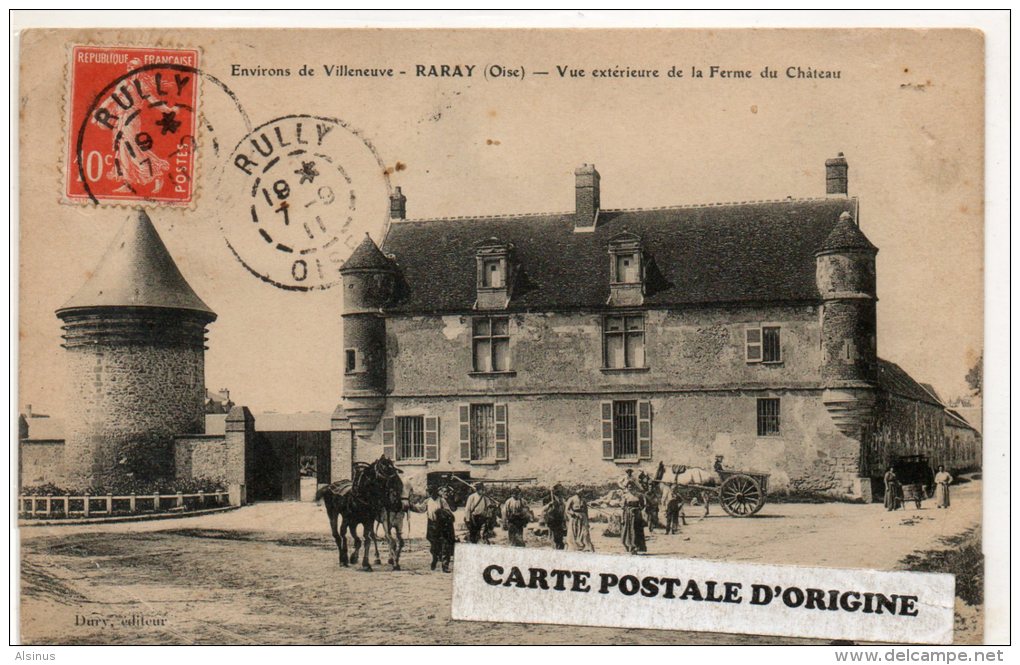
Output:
719 474 765 517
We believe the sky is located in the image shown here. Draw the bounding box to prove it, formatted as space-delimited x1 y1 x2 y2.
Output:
18 28 984 417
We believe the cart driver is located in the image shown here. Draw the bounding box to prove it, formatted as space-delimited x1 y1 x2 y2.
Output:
618 469 642 498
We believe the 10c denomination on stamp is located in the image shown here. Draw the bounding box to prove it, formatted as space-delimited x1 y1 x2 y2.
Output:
65 45 200 205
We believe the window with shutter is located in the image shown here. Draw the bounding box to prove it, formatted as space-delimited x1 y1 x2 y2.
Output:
396 415 424 461
382 417 395 460
424 416 440 461
458 404 471 461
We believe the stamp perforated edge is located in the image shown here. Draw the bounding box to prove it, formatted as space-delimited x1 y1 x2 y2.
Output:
57 42 206 211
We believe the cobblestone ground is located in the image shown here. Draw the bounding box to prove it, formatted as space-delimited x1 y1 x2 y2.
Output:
18 477 981 645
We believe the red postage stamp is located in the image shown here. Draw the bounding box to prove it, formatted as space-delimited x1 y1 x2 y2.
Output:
64 45 200 205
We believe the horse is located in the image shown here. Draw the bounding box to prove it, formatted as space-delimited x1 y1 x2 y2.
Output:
314 456 402 571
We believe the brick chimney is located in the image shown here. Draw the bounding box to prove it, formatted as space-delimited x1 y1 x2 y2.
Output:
574 164 600 231
389 187 406 220
825 152 848 197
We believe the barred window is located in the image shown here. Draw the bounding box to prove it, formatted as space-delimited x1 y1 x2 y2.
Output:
757 398 781 437
613 400 638 458
472 317 511 372
604 315 645 369
397 415 425 461
762 327 781 363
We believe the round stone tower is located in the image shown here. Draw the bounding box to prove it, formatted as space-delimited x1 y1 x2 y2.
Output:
56 210 216 489
338 233 394 437
816 210 879 438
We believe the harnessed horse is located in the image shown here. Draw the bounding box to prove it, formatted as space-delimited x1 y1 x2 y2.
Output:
313 457 402 571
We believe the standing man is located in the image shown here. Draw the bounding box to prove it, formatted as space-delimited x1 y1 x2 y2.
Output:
463 482 489 544
883 467 900 511
934 465 954 509
565 490 595 552
425 485 455 572
664 486 685 534
542 484 568 550
501 486 534 547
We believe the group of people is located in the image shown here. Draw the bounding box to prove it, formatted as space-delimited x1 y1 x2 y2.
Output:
418 482 598 572
882 465 955 512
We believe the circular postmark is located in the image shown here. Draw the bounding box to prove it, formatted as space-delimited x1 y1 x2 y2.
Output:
70 57 251 206
217 114 391 291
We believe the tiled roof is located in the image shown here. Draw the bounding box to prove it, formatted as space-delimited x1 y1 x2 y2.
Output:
381 198 860 313
819 211 878 253
57 211 215 318
341 234 393 271
919 383 943 404
945 408 979 432
877 359 943 406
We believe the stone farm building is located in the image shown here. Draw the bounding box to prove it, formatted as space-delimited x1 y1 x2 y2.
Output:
333 155 981 500
18 155 980 503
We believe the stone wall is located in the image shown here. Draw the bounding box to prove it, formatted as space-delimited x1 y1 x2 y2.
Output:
64 343 205 487
174 406 253 505
359 305 870 496
353 390 861 497
944 422 981 471
174 435 229 483
386 304 824 397
863 393 946 476
19 440 65 489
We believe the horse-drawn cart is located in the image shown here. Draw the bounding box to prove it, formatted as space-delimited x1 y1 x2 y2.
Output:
660 463 770 517
715 470 770 516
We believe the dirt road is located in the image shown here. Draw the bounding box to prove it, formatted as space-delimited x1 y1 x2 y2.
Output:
17 477 982 645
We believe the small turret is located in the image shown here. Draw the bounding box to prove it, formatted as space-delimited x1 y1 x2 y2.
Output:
338 234 395 436
816 210 879 438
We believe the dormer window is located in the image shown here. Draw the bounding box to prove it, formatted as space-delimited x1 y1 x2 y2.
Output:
482 258 504 288
608 231 644 306
615 253 640 283
475 238 513 310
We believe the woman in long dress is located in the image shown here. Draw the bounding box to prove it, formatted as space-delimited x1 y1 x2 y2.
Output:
883 467 899 511
565 492 595 552
934 465 954 509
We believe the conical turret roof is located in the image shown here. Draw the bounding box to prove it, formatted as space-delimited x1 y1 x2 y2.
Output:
340 233 393 271
818 211 877 253
57 210 215 319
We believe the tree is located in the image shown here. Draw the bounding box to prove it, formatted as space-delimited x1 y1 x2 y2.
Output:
965 352 982 396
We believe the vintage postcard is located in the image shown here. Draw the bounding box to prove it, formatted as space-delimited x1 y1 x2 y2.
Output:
14 21 993 648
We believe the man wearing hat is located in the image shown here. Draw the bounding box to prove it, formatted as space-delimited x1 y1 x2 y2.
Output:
542 484 568 550
463 482 490 544
425 485 456 572
501 486 533 547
